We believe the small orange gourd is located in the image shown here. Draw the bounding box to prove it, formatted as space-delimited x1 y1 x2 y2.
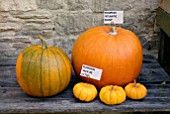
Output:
73 82 97 102
124 80 147 100
99 85 126 105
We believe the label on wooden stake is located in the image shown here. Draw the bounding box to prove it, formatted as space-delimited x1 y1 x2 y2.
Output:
104 11 124 24
80 64 103 81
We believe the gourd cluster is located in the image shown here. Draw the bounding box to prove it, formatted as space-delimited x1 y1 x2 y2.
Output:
16 25 147 105
73 80 147 105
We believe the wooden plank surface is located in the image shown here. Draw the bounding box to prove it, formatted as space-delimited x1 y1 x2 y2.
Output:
0 55 170 113
0 85 170 113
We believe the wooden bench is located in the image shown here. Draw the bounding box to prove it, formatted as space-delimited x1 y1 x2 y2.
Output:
156 7 170 75
0 54 170 113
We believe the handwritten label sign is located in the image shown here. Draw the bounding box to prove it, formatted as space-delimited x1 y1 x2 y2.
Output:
80 64 103 81
104 11 124 24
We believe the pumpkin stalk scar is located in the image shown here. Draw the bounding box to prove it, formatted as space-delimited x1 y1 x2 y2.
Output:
86 76 90 83
38 36 48 50
110 86 114 91
134 79 137 88
109 21 117 35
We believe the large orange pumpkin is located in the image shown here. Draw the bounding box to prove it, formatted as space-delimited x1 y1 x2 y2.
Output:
16 36 72 97
72 26 143 88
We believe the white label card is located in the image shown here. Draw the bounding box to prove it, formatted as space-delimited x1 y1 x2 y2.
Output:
104 11 124 24
80 64 103 81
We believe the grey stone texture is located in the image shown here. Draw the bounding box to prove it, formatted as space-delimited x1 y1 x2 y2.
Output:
0 0 159 58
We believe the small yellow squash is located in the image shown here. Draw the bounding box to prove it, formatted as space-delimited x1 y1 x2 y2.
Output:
124 80 147 100
99 85 126 105
73 82 97 102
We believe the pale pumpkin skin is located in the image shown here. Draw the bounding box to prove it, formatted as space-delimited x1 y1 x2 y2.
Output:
99 85 126 105
72 26 143 88
125 81 147 100
16 36 72 97
73 82 98 102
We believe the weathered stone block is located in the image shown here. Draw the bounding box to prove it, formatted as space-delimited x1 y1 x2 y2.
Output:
0 31 16 37
92 0 135 12
53 38 76 59
0 36 31 43
37 0 94 11
92 0 158 12
15 10 52 19
0 23 21 32
12 43 30 49
23 23 54 31
0 42 16 58
0 0 37 11
37 0 65 10
0 12 23 23
65 0 93 11
55 12 103 36
0 49 16 58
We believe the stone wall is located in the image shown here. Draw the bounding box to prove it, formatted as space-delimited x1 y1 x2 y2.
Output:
0 0 159 59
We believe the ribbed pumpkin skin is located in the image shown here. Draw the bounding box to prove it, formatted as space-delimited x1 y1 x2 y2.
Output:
16 45 72 97
125 82 147 100
72 26 143 88
73 82 97 102
99 85 126 105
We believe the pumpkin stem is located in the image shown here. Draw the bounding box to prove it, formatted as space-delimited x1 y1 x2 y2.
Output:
134 79 137 88
109 21 117 35
86 75 90 83
110 86 114 91
38 36 48 50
